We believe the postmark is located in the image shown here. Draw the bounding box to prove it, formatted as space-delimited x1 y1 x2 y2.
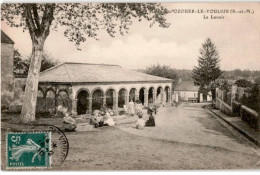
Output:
6 132 51 169
46 125 69 167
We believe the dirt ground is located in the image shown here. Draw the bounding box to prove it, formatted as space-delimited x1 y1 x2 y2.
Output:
59 126 259 170
1 103 260 170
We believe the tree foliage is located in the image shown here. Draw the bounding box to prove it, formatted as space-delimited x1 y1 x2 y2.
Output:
143 64 178 89
13 49 30 76
239 84 260 112
1 3 171 122
209 77 231 92
14 49 59 76
192 38 223 99
2 3 171 47
235 79 253 88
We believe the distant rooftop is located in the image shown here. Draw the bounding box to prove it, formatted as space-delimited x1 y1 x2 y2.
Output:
1 30 14 44
39 62 172 84
175 81 199 91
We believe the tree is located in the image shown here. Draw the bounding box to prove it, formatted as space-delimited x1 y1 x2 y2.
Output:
13 49 29 76
14 50 59 76
235 79 253 88
2 3 171 123
209 77 231 92
192 38 222 100
143 64 178 89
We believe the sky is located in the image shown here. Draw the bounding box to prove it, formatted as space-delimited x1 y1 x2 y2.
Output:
1 2 260 70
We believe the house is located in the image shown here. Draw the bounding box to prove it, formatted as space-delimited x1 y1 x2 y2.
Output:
1 31 15 108
174 81 212 102
174 81 199 102
37 62 173 115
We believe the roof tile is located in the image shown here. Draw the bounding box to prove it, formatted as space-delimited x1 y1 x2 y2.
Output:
39 62 172 83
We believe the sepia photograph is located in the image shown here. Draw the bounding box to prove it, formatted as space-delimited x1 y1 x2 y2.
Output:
1 1 260 171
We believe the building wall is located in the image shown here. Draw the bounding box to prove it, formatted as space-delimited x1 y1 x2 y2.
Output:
1 43 14 107
176 90 198 101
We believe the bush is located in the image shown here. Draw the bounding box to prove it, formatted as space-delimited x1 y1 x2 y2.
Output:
239 84 260 113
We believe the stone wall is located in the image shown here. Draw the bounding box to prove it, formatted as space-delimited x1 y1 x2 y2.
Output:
1 43 14 107
215 88 233 116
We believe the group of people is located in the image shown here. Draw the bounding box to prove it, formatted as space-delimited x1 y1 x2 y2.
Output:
90 106 115 128
127 99 144 116
60 99 159 131
135 103 158 130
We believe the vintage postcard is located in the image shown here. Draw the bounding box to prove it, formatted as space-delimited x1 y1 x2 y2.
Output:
1 2 260 171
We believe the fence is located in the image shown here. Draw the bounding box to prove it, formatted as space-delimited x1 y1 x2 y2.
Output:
215 89 233 116
231 100 259 130
215 86 260 130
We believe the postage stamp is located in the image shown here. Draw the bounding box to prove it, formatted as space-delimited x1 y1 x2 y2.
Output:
6 132 51 169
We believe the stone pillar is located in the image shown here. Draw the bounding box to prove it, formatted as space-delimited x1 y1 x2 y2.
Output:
153 91 156 104
168 91 172 105
125 94 129 105
175 93 179 102
144 92 148 107
113 91 118 115
162 91 166 106
88 97 93 114
216 88 219 99
207 94 211 101
231 85 237 110
54 88 58 114
199 93 203 103
135 91 139 102
71 99 78 115
103 95 106 107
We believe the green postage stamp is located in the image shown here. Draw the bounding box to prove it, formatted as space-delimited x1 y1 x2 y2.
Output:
6 132 51 169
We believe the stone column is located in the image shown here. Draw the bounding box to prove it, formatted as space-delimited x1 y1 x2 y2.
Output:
113 91 118 115
153 90 156 104
71 99 78 115
175 93 179 102
54 87 58 114
88 97 93 114
135 91 139 102
231 85 237 110
168 91 172 105
125 94 129 105
103 95 106 107
144 92 148 107
162 91 166 106
199 93 203 103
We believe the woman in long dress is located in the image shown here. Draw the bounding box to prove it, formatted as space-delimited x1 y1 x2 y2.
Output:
145 106 155 127
128 100 135 116
103 110 115 126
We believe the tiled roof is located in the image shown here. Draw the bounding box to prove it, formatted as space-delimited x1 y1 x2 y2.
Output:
39 62 172 83
1 31 14 44
175 81 199 91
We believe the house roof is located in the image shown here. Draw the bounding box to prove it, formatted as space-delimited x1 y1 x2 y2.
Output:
175 81 199 91
39 62 172 84
1 31 14 44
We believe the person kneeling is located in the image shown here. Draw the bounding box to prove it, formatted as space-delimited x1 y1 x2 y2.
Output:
145 107 155 127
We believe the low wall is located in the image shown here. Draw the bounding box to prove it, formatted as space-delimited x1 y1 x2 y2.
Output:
240 105 259 130
216 98 233 116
